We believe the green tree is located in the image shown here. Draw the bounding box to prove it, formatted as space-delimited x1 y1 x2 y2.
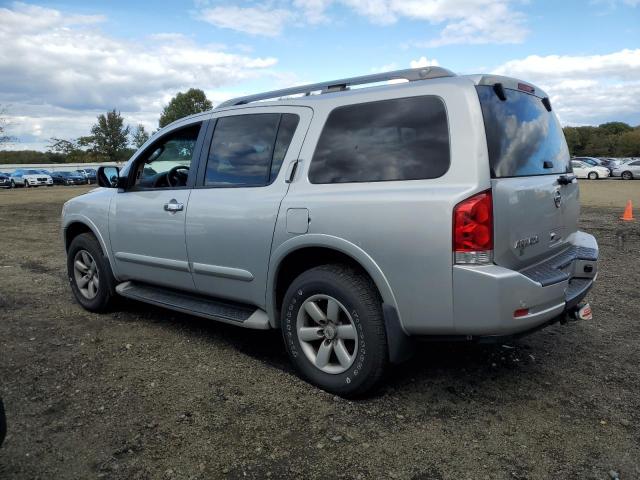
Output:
159 89 212 128
598 121 633 136
131 124 150 148
47 138 92 163
617 128 640 157
82 110 131 162
563 127 580 156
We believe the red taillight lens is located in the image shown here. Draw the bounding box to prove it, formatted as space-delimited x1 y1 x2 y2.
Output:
453 190 493 263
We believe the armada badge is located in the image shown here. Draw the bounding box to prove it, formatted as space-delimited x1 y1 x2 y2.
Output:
514 235 539 255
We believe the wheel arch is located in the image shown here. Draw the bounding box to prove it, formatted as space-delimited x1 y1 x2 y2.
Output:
63 216 116 276
267 235 399 329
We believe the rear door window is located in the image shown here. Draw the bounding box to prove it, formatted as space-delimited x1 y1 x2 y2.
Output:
476 85 570 178
308 96 450 184
204 113 299 187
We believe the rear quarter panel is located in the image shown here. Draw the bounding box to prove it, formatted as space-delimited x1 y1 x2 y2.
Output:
272 78 490 335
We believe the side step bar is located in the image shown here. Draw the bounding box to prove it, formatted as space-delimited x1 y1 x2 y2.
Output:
115 281 270 330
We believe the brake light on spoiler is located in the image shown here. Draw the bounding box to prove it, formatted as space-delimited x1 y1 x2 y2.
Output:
517 82 535 94
453 190 493 264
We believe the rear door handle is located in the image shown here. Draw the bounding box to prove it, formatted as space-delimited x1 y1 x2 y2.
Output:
164 200 184 212
285 159 300 183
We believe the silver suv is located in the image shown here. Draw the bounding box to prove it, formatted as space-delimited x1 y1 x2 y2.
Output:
62 67 598 396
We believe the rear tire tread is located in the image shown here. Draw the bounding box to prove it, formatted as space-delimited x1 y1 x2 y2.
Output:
282 263 388 397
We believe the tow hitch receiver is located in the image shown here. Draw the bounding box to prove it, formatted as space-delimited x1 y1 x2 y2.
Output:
573 303 592 321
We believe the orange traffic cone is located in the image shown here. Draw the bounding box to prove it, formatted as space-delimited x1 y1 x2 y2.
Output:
621 200 634 221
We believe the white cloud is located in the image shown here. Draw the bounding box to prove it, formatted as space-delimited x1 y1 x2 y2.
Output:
196 0 528 45
0 3 281 150
492 49 640 126
410 56 439 68
199 5 294 36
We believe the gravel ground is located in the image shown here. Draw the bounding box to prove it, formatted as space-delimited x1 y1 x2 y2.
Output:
0 184 639 479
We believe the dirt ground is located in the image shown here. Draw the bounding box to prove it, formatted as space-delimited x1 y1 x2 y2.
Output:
0 182 639 480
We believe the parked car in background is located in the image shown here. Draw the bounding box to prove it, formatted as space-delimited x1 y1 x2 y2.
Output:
51 171 87 185
84 168 97 183
571 160 609 179
0 171 11 188
62 67 599 396
612 159 640 180
596 158 621 174
10 168 53 187
573 156 607 169
75 169 97 184
52 171 87 185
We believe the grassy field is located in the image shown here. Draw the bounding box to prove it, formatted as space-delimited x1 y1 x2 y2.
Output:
0 181 639 479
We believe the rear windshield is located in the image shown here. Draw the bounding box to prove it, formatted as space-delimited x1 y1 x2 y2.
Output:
476 85 570 178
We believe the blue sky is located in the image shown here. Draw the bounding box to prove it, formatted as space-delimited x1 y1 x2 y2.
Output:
0 0 639 150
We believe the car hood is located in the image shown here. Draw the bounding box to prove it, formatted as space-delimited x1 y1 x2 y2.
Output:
23 174 51 179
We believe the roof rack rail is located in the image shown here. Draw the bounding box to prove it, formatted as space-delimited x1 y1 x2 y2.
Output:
216 66 455 108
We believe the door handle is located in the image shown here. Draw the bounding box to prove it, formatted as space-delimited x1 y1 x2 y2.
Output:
164 200 184 212
285 159 300 183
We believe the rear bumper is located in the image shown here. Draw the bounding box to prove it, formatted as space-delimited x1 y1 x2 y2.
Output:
451 231 598 336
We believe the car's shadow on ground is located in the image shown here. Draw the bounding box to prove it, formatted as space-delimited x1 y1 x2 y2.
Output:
118 297 545 399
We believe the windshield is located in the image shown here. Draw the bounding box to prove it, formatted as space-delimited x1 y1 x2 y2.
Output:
25 170 40 174
476 85 570 178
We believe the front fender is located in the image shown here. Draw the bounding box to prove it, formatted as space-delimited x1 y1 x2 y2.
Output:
266 233 400 329
61 188 118 278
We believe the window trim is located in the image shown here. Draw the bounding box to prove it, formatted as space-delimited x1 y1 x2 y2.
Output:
307 94 451 185
195 112 301 189
123 120 207 192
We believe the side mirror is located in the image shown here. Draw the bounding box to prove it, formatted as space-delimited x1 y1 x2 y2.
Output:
97 166 121 188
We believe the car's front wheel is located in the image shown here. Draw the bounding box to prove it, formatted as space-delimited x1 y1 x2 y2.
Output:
67 233 117 312
281 264 388 397
9 180 15 188
588 172 598 180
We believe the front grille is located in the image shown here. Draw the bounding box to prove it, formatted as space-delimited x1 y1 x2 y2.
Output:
37 177 47 181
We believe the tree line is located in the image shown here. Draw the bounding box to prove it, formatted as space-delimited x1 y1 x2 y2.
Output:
564 122 640 158
0 88 212 164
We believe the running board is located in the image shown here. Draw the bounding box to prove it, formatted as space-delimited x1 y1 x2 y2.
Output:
115 281 270 330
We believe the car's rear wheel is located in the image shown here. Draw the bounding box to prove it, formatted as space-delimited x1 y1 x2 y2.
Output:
588 172 598 180
281 264 388 397
621 171 633 180
67 233 117 312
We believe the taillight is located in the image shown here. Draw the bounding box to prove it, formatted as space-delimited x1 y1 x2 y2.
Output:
453 190 493 264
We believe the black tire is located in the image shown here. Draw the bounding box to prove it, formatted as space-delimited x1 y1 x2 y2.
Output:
621 171 633 180
67 233 117 312
0 397 6 447
281 264 388 397
9 180 15 189
24 181 29 188
588 172 598 180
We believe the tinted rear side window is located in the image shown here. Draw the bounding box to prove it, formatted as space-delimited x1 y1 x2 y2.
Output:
205 113 299 187
309 96 450 184
476 85 570 178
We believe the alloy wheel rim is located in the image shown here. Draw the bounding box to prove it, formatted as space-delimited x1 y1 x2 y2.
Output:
296 294 358 374
73 250 100 299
